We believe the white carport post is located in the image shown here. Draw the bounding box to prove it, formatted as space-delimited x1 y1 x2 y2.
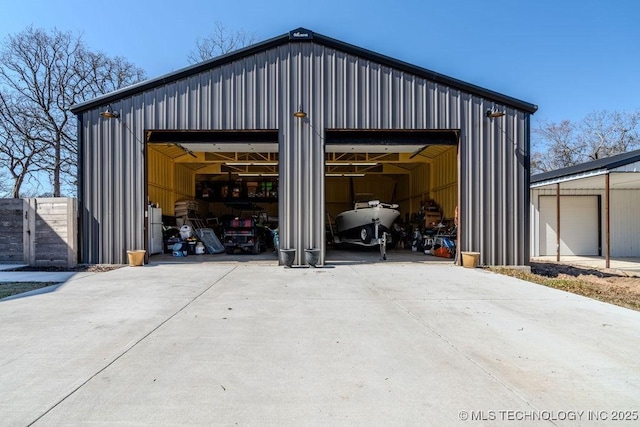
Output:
556 183 561 262
605 172 610 268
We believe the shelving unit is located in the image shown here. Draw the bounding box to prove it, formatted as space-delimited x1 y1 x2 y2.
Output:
196 178 278 204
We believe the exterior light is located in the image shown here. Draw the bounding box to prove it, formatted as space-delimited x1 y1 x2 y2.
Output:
293 105 307 118
100 105 120 119
485 108 505 118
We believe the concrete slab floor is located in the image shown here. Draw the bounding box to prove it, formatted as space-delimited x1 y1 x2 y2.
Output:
0 261 638 426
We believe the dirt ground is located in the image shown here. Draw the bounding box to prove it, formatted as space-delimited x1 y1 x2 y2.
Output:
7 264 125 273
492 262 640 311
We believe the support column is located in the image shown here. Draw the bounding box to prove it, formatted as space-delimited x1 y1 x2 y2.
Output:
556 183 560 262
605 173 610 269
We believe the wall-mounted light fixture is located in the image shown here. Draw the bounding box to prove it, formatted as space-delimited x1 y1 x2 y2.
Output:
293 105 307 119
485 108 506 118
100 105 120 119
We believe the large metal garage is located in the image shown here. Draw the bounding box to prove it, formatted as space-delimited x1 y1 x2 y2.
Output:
71 27 537 266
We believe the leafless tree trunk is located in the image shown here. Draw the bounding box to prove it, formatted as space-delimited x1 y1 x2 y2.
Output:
0 94 49 197
188 21 258 64
0 26 146 197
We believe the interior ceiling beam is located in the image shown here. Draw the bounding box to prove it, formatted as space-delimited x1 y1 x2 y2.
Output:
171 151 206 162
326 152 401 162
325 165 383 174
221 165 278 174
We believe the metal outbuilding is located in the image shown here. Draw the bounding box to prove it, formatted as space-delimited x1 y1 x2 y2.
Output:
71 27 537 266
530 149 640 267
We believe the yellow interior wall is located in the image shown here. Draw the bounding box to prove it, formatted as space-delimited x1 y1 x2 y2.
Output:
394 147 458 223
429 147 458 219
408 163 431 215
148 147 195 216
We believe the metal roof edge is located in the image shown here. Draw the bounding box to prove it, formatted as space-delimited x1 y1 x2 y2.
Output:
531 149 640 183
72 27 538 114
530 169 608 188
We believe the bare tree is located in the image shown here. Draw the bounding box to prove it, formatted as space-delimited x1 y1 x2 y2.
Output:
577 110 640 161
0 96 49 197
0 26 146 197
187 21 258 64
531 119 581 173
532 110 640 174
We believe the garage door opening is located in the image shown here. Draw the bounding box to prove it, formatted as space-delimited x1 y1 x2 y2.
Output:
143 128 459 265
145 130 280 261
323 129 459 263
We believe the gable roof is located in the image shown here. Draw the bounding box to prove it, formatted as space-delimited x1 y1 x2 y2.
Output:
71 27 538 114
531 149 640 184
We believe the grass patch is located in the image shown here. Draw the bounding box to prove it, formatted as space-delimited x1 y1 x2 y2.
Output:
489 267 640 312
0 282 60 300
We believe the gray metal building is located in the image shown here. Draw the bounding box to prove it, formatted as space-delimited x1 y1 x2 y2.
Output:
71 28 537 266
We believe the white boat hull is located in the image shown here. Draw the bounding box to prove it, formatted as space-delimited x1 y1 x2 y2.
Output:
335 201 400 245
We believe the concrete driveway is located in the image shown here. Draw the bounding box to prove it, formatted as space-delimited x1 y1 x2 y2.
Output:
1 259 639 426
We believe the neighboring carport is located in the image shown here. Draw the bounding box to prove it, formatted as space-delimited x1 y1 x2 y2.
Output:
530 149 640 267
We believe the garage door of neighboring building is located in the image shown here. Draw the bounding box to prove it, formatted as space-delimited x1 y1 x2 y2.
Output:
539 196 600 256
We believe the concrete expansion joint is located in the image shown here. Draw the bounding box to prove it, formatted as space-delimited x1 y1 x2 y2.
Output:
27 266 237 425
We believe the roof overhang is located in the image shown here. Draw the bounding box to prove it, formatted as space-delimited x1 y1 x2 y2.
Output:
531 171 640 190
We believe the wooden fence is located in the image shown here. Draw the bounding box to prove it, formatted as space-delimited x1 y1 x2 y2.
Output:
0 198 77 268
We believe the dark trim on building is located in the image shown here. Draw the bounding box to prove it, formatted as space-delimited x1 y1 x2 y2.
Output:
324 129 459 146
76 114 84 263
145 129 279 144
523 114 531 265
531 149 640 183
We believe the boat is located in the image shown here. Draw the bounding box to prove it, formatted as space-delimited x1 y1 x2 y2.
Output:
334 200 400 246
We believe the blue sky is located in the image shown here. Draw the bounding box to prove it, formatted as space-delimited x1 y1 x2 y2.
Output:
1 0 639 130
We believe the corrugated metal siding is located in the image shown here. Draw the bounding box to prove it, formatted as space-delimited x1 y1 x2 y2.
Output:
611 190 640 256
78 41 530 265
530 188 640 257
530 188 601 256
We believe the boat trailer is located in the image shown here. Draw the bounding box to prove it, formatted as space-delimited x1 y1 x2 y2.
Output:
328 215 390 261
